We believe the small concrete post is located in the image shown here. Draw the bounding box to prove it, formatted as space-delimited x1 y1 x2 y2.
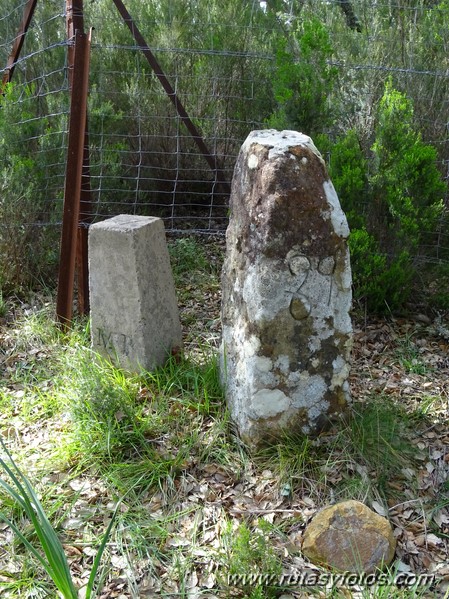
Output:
89 214 182 371
221 130 352 446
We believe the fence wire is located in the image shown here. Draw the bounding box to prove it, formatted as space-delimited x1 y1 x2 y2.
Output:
1 0 449 258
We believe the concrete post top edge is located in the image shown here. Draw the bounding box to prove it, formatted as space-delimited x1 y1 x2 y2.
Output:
89 214 164 232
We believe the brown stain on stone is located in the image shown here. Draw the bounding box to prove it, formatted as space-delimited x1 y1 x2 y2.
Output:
258 312 314 368
229 143 344 265
290 296 311 320
244 406 311 448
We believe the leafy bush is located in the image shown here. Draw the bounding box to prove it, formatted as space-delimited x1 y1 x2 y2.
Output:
348 228 387 311
350 231 413 312
267 17 338 135
370 79 445 255
327 129 368 230
0 84 61 294
326 81 447 312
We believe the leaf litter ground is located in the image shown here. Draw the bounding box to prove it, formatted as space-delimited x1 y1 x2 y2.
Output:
0 237 448 599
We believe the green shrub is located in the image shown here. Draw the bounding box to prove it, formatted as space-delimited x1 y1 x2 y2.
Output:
267 18 338 135
349 229 415 313
327 81 446 313
370 79 445 255
327 129 368 230
421 263 449 309
0 84 61 294
218 520 282 597
348 228 386 310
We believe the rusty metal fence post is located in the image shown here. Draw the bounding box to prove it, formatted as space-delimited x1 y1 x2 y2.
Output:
56 28 91 327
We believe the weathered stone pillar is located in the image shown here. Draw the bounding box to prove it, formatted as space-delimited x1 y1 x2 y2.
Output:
221 130 352 446
89 214 182 371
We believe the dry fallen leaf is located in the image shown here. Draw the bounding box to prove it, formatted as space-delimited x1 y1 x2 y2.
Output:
371 500 387 517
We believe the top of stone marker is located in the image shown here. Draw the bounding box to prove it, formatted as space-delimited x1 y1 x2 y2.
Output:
242 129 324 162
92 214 161 232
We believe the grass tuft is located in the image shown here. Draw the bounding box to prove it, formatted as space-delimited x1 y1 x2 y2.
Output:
168 237 209 282
345 398 417 475
393 332 431 375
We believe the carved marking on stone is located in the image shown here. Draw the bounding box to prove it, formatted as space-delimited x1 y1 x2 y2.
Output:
286 252 310 278
290 295 311 320
286 252 336 313
318 256 336 276
97 327 131 354
97 327 113 351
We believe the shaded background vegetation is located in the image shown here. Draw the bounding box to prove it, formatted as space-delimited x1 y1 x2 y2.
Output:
1 0 449 312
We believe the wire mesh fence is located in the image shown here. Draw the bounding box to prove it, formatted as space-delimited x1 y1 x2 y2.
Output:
2 0 449 284
83 0 275 233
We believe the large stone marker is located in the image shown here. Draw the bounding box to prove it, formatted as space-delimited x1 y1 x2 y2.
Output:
221 130 352 446
89 214 182 371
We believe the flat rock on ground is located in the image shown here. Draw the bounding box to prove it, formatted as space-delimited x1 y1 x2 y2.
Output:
302 499 396 573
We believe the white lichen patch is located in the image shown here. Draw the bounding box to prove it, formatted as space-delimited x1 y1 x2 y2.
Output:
330 356 351 391
308 336 322 353
248 153 259 169
334 250 352 292
287 370 302 385
256 356 273 373
243 262 291 321
244 334 260 358
291 373 327 409
251 388 291 418
323 180 350 239
241 129 324 163
274 354 290 374
307 400 331 422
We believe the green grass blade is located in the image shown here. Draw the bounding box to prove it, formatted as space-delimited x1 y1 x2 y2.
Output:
0 441 79 598
0 510 52 571
0 473 29 510
0 465 63 591
84 501 120 599
85 475 145 599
